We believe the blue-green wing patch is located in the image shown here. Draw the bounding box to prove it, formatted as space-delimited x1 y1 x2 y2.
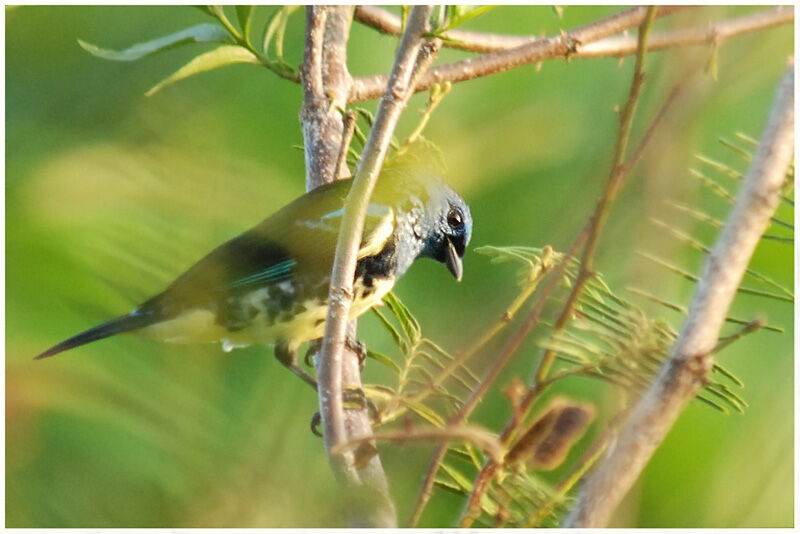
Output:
226 259 297 290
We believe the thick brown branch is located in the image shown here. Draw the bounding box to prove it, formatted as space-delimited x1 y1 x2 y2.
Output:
300 6 396 527
349 6 792 103
565 66 794 528
314 3 434 523
300 7 338 190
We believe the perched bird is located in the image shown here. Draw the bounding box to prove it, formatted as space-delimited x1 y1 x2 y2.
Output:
36 174 472 385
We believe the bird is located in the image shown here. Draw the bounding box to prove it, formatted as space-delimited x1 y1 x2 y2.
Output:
35 173 473 387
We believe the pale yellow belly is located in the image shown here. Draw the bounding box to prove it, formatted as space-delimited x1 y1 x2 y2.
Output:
141 278 395 352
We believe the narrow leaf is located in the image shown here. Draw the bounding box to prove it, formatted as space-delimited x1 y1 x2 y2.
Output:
447 6 496 30
78 24 232 62
366 349 401 375
371 307 408 351
146 45 259 97
235 5 254 43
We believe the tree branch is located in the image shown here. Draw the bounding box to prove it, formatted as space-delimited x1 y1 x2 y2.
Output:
349 6 681 103
534 6 658 385
300 6 396 527
458 10 662 526
349 6 792 103
355 5 538 53
577 6 792 58
564 65 794 528
300 7 335 190
336 424 506 465
312 4 435 526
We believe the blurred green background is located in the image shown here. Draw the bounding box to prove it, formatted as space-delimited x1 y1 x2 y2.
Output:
6 5 793 527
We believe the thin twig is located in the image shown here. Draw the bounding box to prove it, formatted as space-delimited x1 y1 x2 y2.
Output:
535 6 658 387
335 424 505 465
407 225 588 527
356 6 792 60
350 6 681 103
355 6 790 58
565 66 794 528
458 11 658 527
622 80 686 175
350 7 792 103
579 6 792 58
408 247 554 407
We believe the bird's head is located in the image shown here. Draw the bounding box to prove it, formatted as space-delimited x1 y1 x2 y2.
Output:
416 182 473 281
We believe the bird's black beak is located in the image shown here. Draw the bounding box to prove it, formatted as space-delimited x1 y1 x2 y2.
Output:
445 239 463 281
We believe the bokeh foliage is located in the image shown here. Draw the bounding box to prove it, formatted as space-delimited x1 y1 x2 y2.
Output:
6 5 793 527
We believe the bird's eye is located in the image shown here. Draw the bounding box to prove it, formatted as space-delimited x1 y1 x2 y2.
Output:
447 208 464 229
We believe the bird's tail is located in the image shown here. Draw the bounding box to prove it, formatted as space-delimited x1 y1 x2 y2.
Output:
35 310 159 360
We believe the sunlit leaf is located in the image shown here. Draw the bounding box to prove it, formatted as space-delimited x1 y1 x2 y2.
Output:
145 44 259 96
78 24 232 62
446 5 496 30
263 5 299 59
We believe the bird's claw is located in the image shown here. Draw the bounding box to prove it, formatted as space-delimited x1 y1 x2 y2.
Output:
310 411 322 437
344 386 379 419
345 337 367 370
309 388 379 436
303 340 321 368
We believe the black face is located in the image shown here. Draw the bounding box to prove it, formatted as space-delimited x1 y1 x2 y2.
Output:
430 193 472 281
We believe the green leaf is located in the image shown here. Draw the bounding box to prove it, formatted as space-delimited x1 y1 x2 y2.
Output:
371 307 408 352
78 24 232 62
235 6 254 43
146 45 259 97
263 5 299 59
275 6 299 59
402 399 447 427
383 292 421 345
366 349 401 375
440 462 499 516
442 5 496 31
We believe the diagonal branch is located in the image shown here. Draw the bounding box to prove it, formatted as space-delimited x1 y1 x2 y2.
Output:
300 6 395 527
564 65 794 528
312 4 436 526
356 6 791 55
457 9 662 527
577 6 792 58
349 6 682 103
349 6 793 103
533 6 658 385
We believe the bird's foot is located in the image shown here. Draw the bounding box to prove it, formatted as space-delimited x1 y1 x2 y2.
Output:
310 411 322 437
275 343 318 391
303 339 322 368
343 385 367 410
345 337 367 370
344 386 379 419
301 338 366 370
308 387 379 437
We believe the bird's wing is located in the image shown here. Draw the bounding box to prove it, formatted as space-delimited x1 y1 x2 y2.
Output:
143 179 396 316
